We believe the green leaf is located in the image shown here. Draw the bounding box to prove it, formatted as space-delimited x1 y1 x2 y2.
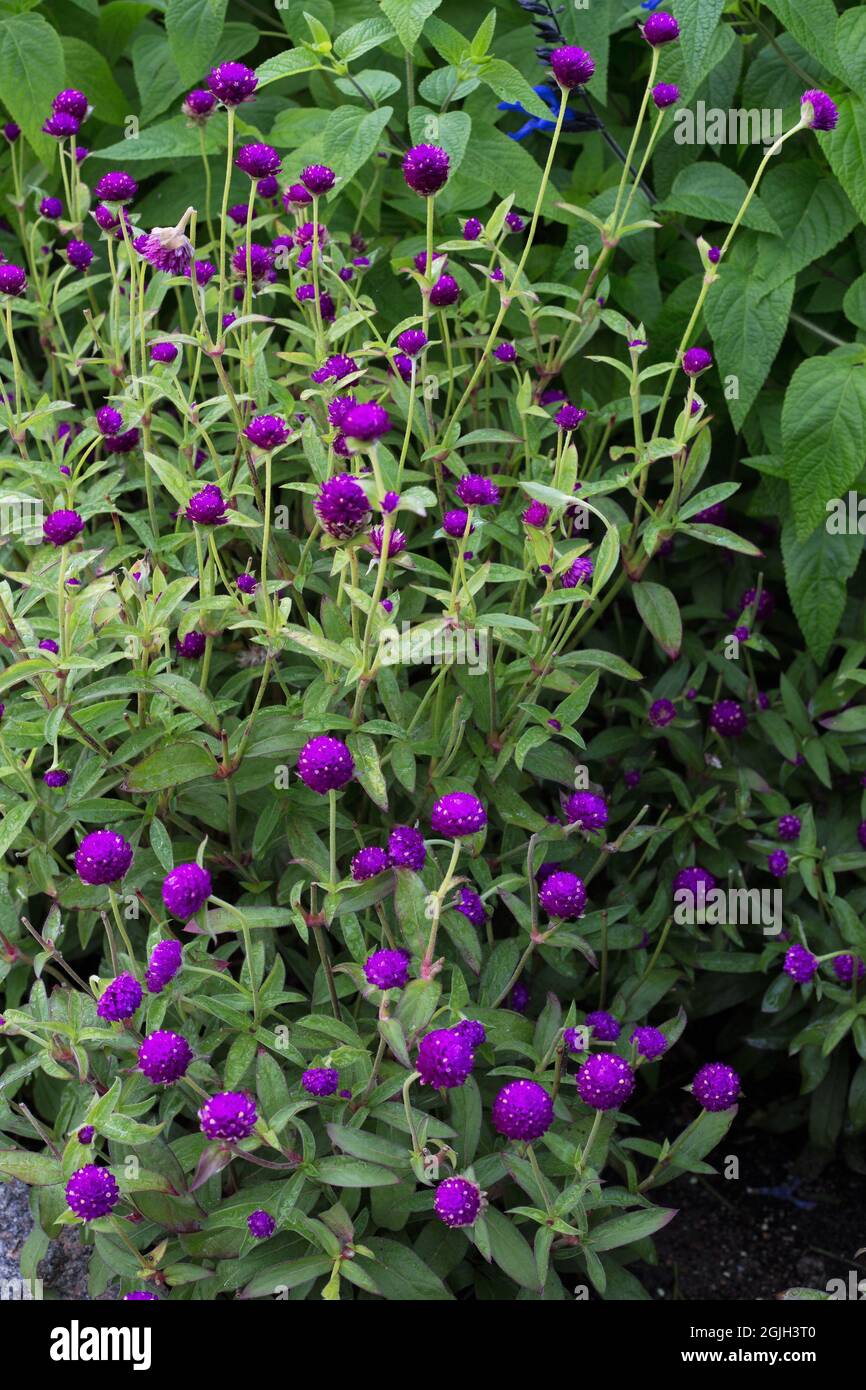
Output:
347 732 388 811
333 16 394 63
822 95 866 227
705 265 794 430
379 0 441 51
325 1124 410 1169
0 800 34 859
589 1206 677 1251
0 1149 62 1184
632 582 682 659
0 13 65 165
364 1236 454 1299
124 740 215 794
670 0 725 82
751 164 858 295
483 1206 541 1292
761 0 844 81
313 1156 401 1188
782 352 866 540
256 46 321 87
478 59 550 121
165 0 227 85
131 26 186 122
658 164 780 235
836 6 866 90
61 37 127 127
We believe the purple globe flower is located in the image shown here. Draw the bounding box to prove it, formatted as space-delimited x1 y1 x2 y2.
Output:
123 1291 159 1300
40 196 63 220
630 1026 668 1062
455 1019 486 1048
53 89 89 120
315 473 371 539
550 46 596 88
248 1209 276 1239
150 341 178 364
403 144 450 196
97 973 142 1022
351 846 389 882
778 814 801 842
492 1079 553 1140
768 849 789 879
232 241 275 285
94 171 138 204
162 862 212 919
505 211 525 234
493 342 517 365
417 1028 474 1088
107 426 139 454
66 1165 119 1221
302 1067 339 1097
555 404 587 431
258 175 279 199
652 82 680 109
177 630 206 659
509 980 530 1014
300 163 336 195
183 89 216 119
342 402 391 442
563 1027 585 1053
43 113 80 139
576 1054 635 1110
0 264 27 297
709 699 748 737
429 274 460 307
431 791 487 837
297 735 355 794
434 1176 481 1228
236 144 281 179
673 865 717 904
648 697 676 728
454 886 486 928
96 405 123 436
801 90 839 132
642 11 680 44
834 953 865 984
244 414 289 450
708 247 722 264
236 573 257 595
138 1030 193 1084
192 258 216 286
75 830 133 885
396 328 427 357
3 123 20 143
146 939 182 994
564 791 608 832
522 500 550 528
561 557 594 589
538 870 586 920
740 586 775 621
388 824 426 870
43 769 70 788
442 509 474 538
455 475 501 507
463 217 482 240
784 944 818 983
585 1010 621 1042
682 347 712 376
43 509 84 546
283 183 313 209
692 1063 740 1112
38 639 59 655
208 62 258 106
77 1125 95 1145
199 1091 257 1140
67 240 94 271
369 525 406 559
186 484 227 525
93 203 118 231
364 949 409 990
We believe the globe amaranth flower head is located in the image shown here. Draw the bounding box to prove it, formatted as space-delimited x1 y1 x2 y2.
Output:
0 264 27 297
43 509 84 546
139 212 194 276
784 943 818 984
43 769 69 788
312 353 358 384
492 1079 553 1140
75 829 133 885
236 143 281 179
682 346 712 376
538 870 586 920
396 328 427 357
67 240 94 271
564 790 608 832
43 112 80 139
162 862 212 919
429 274 460 307
315 473 371 540
434 1177 481 1228
463 216 483 240
550 46 596 89
801 89 838 132
3 122 20 143
52 88 89 121
455 1018 486 1048
403 143 450 196
39 639 59 655
93 171 138 204
199 1091 257 1140
97 973 142 1022
300 163 336 195
442 509 474 539
768 849 789 879
138 1030 193 1084
297 735 355 794
692 1063 740 1111
232 241 275 285
493 342 517 364
673 865 716 903
556 404 587 431
300 1066 339 1097
208 62 258 106
124 1290 159 1300
244 414 289 450
709 699 748 737
431 791 487 837
778 814 801 842
186 483 227 525
833 953 865 984
740 585 774 620
523 499 550 528
146 938 182 994
248 1210 276 1239
388 824 426 870
417 1028 474 1088
364 949 410 992
342 402 391 442
455 474 501 507
369 525 406 559
642 10 680 44
40 196 63 220
66 1165 119 1221
78 1126 95 1145
150 340 178 364
351 846 389 882
585 1010 621 1042
177 630 206 659
561 556 594 589
631 1025 669 1062
454 886 486 928
648 697 676 727
577 1054 636 1111
183 88 216 120
652 82 680 109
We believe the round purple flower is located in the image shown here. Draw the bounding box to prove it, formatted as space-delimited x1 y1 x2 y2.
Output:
236 143 281 179
577 1054 635 1110
455 474 501 507
97 973 142 1022
692 1063 740 1112
297 735 355 794
364 949 409 990
493 342 517 364
93 205 119 236
709 699 747 737
538 870 586 920
454 886 486 928
177 630 206 659
834 954 865 984
442 508 473 538
563 1027 585 1053
248 1209 276 1239
561 557 594 589
66 240 94 271
430 791 487 837
351 846 390 882
258 175 279 200
455 1019 485 1048
388 824 426 870
123 1291 159 1300
768 849 789 879
492 1079 553 1140
40 196 63 220
630 1026 668 1062
397 328 427 357
585 1010 621 1042
509 980 530 1014
0 264 27 297
342 402 391 443
315 473 371 539
198 1091 257 1140
186 484 227 525
642 11 680 45
236 573 257 596
682 347 712 376
43 509 84 546
648 697 676 728
94 171 138 204
184 88 216 119
708 246 722 264
417 1028 474 1088
3 123 20 143
75 830 133 886
555 404 587 431
66 1165 119 1221
96 405 123 436
550 46 596 88
522 499 550 528
434 1177 481 1228
403 144 450 196
138 1030 193 1084
43 769 70 788
43 113 80 139
192 258 216 286
505 211 525 234
232 242 274 285
369 525 406 559
302 1067 339 1097
801 90 839 132
784 944 818 983
162 862 212 920
146 939 182 994
463 217 482 240
740 586 774 621
564 790 608 832
778 814 801 842
673 865 717 904
652 82 680 109
244 414 289 450
77 1125 95 1145
208 62 258 107
429 274 460 308
53 89 89 121
38 639 59 655
300 163 336 195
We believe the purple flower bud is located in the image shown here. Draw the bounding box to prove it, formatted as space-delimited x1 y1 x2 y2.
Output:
184 89 216 119
801 89 838 132
97 973 142 1022
417 1028 474 1088
455 1019 485 1048
564 790 608 832
833 953 865 984
302 1067 339 1097
561 556 594 589
66 1165 119 1220
369 525 406 558
682 346 712 376
190 258 216 287
455 474 500 507
146 939 182 994
777 814 800 842
784 944 818 983
642 11 680 44
96 405 123 436
198 1091 257 1139
283 183 313 209
740 586 774 620
538 870 586 920
177 630 206 659
364 949 409 990
709 698 747 737
388 824 426 870
563 1027 584 1053
342 402 391 442
78 1126 95 1145
0 264 26 297
708 246 721 264
522 499 549 528
768 849 789 879
550 45 596 88
434 1177 481 1227
396 328 427 357
186 484 227 525
463 217 483 240
442 508 473 538
315 473 371 539
381 491 400 514
624 769 641 789
162 862 212 919
312 353 358 384
352 846 390 882
454 886 486 928
149 340 178 364
208 62 258 107
94 171 137 204
585 1010 621 1042
648 697 676 728
652 82 680 109
236 572 257 596
493 341 517 364
236 143 282 179
248 1210 276 1239
43 112 80 139
429 274 460 307
40 196 63 220
43 769 70 788
244 414 289 450
430 791 487 837
673 865 716 904
509 980 530 1013
577 1054 635 1110
43 509 84 546
403 144 450 196
75 830 133 885
300 163 336 195
297 735 355 794
630 1025 668 1061
38 638 59 654
555 404 587 431
691 1062 740 1112
232 241 274 284
138 1030 193 1084
492 1079 553 1140
3 123 20 143
66 239 94 271
53 89 89 120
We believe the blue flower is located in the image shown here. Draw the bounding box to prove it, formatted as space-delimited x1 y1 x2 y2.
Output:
641 0 664 8
498 84 595 142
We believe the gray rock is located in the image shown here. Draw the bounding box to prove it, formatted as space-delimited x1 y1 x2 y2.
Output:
0 1177 101 1300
